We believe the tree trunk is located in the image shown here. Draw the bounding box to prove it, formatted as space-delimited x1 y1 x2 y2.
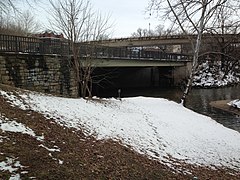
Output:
180 2 207 105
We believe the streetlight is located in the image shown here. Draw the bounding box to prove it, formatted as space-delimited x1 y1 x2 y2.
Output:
149 23 151 35
149 13 152 36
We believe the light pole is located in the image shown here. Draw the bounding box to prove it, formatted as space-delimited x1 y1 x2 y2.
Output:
149 23 151 35
148 13 151 36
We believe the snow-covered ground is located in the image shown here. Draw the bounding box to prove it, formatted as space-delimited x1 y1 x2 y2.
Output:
1 90 240 172
193 61 240 87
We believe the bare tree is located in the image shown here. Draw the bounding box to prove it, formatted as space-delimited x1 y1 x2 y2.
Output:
154 24 165 36
203 2 240 79
0 0 39 14
0 9 40 35
49 0 112 98
131 24 177 38
0 0 16 13
0 0 41 35
132 28 148 37
0 11 24 35
148 0 240 105
17 10 41 35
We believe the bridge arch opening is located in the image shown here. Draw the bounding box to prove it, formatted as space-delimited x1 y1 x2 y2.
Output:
91 67 175 97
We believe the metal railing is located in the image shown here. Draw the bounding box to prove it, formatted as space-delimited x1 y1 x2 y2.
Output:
0 34 190 61
0 34 70 55
80 45 191 61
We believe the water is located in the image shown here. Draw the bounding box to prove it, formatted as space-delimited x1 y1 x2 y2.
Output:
186 86 240 132
100 85 240 132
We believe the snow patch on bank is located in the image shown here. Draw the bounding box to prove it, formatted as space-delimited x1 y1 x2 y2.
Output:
0 157 23 180
1 90 240 171
0 116 44 142
0 90 44 141
0 90 29 110
193 61 240 87
228 99 240 109
39 144 60 152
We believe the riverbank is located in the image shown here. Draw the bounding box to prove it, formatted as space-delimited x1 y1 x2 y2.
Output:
210 100 240 116
1 84 240 179
193 61 240 87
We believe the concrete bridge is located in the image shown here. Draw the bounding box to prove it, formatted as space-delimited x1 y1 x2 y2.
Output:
88 58 187 67
1 33 239 97
0 33 190 56
0 33 192 97
92 33 240 47
0 33 191 67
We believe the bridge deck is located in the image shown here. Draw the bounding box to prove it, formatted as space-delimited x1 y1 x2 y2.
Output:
85 58 189 67
0 33 192 64
93 34 240 47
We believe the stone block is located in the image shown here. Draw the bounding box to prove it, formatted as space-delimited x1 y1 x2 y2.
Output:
1 75 9 82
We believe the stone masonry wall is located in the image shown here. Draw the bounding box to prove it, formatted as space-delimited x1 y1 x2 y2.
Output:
0 54 78 97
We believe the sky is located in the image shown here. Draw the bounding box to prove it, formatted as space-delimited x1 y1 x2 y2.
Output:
90 0 160 37
19 0 161 38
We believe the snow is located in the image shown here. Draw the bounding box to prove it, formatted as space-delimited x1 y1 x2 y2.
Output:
0 91 44 142
58 160 64 165
0 158 18 173
0 157 23 180
1 89 240 171
193 61 240 87
228 99 240 109
0 115 43 179
9 174 21 180
38 144 60 152
0 91 29 110
0 116 44 142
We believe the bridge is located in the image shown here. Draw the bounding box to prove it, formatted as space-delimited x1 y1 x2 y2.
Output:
92 33 240 47
0 33 193 97
1 33 239 98
0 33 190 68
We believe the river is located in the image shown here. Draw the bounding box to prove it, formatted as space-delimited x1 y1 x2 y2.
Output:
99 85 240 133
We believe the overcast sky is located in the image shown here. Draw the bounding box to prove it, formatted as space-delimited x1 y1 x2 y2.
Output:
26 0 161 38
91 0 160 37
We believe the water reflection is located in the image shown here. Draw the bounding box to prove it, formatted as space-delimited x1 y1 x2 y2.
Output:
186 86 240 132
100 85 240 133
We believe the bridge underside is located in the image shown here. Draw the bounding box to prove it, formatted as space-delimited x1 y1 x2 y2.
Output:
83 58 188 67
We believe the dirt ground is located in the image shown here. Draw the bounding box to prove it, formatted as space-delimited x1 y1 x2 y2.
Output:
0 84 239 179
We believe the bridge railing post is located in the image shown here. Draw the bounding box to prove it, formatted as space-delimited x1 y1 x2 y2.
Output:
15 36 18 53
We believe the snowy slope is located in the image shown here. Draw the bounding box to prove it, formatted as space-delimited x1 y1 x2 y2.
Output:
1 90 240 171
